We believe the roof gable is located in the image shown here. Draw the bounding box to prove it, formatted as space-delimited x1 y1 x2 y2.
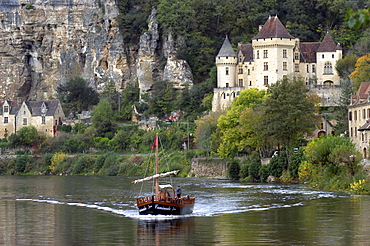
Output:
252 16 295 39
25 99 61 116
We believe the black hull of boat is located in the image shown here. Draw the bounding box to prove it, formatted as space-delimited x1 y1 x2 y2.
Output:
138 202 194 215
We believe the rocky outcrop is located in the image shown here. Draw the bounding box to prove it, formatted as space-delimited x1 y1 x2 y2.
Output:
0 2 192 101
190 158 228 179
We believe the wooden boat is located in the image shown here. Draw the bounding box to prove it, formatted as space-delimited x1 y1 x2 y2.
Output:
132 133 195 215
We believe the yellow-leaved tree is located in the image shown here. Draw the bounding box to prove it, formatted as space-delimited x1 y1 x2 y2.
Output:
50 152 69 174
350 53 370 90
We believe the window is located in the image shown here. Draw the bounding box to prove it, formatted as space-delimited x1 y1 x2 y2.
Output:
257 50 260 59
295 64 299 72
332 54 334 58
307 65 309 73
226 83 229 88
283 49 287 58
349 111 352 121
322 54 324 59
354 110 357 120
324 62 333 74
247 69 250 75
238 68 243 74
264 62 268 71
364 109 366 119
42 116 45 124
4 106 8 113
249 81 252 86
263 50 268 58
23 118 27 125
264 76 268 85
238 79 243 87
368 109 370 118
226 67 229 75
312 65 316 73
4 117 8 124
283 62 287 71
239 56 243 62
294 53 299 60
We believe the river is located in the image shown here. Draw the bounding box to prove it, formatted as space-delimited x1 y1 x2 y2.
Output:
0 176 369 245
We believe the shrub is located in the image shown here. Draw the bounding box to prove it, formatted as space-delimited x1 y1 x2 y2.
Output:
259 165 270 182
269 152 288 178
15 155 31 173
249 157 261 181
227 159 240 180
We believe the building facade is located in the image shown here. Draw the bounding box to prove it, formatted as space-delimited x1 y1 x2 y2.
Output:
212 16 342 111
348 82 370 158
0 99 65 138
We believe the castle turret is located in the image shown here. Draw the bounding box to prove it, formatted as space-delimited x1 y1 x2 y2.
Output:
316 32 342 86
216 36 237 88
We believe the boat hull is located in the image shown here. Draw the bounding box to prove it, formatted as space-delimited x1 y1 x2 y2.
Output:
137 199 195 215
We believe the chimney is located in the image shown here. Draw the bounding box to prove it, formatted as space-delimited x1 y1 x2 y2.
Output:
259 25 263 31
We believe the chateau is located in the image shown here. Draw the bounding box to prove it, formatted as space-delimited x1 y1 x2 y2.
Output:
212 16 342 111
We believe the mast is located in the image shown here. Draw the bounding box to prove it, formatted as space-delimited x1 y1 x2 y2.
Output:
155 133 159 200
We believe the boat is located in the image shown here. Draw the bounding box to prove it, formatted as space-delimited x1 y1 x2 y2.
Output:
132 133 195 215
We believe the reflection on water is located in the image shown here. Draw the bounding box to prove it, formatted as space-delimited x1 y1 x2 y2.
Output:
0 176 370 245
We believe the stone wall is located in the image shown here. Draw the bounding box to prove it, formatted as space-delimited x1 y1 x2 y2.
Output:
189 157 228 179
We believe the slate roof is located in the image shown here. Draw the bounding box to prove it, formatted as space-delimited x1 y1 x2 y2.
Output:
217 36 236 57
252 16 295 39
0 100 20 115
24 99 61 116
317 33 338 52
238 44 253 62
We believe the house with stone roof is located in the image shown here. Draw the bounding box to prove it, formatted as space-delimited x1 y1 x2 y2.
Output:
0 99 65 138
348 82 370 158
212 16 342 111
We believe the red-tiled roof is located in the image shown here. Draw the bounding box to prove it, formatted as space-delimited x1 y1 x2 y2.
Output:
252 16 295 39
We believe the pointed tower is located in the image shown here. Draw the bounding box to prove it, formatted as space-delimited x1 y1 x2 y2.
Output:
216 36 237 88
252 16 298 88
316 32 342 85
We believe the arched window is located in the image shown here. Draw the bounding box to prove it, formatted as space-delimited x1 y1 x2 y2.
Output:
324 62 333 74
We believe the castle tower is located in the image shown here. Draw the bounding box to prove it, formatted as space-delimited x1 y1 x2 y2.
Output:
216 36 237 88
251 16 297 89
316 32 342 86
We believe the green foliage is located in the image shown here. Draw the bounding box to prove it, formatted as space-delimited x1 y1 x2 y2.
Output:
25 4 34 9
249 156 261 181
260 78 320 155
259 165 270 182
9 126 41 147
15 155 31 173
57 77 99 115
217 88 267 158
194 111 223 155
148 80 176 118
289 149 305 178
346 7 370 29
269 152 288 178
227 159 240 180
91 99 115 136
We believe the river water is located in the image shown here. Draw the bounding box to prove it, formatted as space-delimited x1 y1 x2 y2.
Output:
0 176 369 245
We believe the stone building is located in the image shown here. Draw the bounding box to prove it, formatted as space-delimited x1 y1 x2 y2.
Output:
0 99 65 138
348 82 370 158
212 16 343 111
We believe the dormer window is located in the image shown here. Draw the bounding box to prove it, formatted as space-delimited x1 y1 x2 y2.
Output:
3 106 8 113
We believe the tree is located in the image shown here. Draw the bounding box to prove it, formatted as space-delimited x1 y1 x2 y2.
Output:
260 78 320 157
91 99 115 137
148 80 176 118
346 7 370 29
194 111 223 155
57 77 99 116
349 53 370 91
217 88 267 158
9 126 40 147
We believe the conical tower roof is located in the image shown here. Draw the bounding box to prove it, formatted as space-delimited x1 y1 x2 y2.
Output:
217 36 236 57
252 16 295 39
317 32 337 52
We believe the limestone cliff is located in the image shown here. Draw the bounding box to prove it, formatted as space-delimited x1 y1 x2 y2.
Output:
0 1 193 101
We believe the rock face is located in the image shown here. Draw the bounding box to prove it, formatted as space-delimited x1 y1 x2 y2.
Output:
0 2 193 101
